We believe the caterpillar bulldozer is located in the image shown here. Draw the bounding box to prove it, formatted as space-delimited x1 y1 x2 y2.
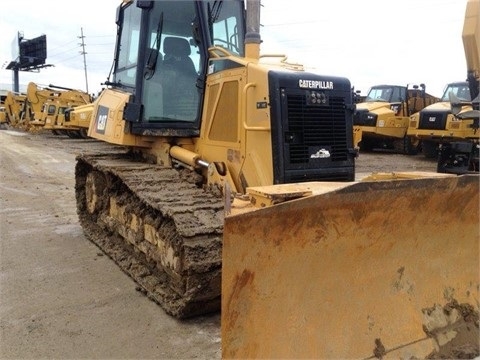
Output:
74 0 356 318
353 83 438 154
73 0 479 357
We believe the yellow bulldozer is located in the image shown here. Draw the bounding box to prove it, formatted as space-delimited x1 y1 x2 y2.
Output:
354 83 438 154
71 0 479 358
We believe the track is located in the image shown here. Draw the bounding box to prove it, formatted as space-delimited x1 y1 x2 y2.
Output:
75 152 224 318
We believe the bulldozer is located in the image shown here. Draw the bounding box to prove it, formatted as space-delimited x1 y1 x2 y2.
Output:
72 0 479 357
353 83 438 154
73 0 356 318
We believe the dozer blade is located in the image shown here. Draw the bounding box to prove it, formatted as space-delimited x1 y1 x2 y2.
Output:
222 174 479 359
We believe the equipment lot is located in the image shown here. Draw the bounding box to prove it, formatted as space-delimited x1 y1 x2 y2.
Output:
0 129 436 359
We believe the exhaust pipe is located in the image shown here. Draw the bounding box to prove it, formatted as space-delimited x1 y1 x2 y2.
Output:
48 84 75 91
245 0 261 59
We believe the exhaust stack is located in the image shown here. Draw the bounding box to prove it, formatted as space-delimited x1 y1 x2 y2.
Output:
245 0 261 59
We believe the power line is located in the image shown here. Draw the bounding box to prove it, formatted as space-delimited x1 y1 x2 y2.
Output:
48 39 79 53
48 45 82 58
88 43 115 47
52 54 83 64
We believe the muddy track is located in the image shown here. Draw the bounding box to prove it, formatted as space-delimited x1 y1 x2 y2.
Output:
75 152 225 318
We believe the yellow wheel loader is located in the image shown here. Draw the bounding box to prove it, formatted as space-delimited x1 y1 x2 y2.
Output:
354 83 438 154
73 0 479 357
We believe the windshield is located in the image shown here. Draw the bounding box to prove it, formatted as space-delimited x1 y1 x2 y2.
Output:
366 86 406 103
114 3 141 87
142 1 200 123
113 0 246 126
440 83 471 102
141 1 245 123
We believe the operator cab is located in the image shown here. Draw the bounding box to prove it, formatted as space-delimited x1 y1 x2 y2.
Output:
112 0 245 136
440 82 471 102
365 85 407 103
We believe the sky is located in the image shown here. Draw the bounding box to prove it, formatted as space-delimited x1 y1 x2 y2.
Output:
0 0 469 98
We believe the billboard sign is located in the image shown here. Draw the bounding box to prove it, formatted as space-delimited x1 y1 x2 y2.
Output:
19 34 47 69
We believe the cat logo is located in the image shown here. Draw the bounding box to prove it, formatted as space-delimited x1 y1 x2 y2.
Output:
95 105 109 134
310 148 331 159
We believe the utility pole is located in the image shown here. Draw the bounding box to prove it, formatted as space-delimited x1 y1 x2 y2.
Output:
78 27 89 94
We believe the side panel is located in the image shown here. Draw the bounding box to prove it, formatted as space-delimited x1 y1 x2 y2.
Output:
87 89 143 147
222 175 479 358
196 66 246 192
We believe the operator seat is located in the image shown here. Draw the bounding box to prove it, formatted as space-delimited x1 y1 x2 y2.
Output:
162 36 198 120
163 37 197 76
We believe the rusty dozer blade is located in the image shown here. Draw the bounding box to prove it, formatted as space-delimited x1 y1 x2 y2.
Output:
222 174 479 359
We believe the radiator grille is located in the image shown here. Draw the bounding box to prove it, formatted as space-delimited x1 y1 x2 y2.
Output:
285 93 349 165
268 71 355 183
419 110 448 130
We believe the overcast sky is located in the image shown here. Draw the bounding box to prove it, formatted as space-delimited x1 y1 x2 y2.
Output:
0 0 469 98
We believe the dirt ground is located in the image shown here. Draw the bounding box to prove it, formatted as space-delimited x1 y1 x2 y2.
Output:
0 129 221 359
0 128 447 359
